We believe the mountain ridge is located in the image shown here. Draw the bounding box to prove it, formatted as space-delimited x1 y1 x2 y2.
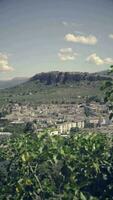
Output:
29 71 112 85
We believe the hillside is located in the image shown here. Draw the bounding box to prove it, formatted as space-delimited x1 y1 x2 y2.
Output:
0 71 112 106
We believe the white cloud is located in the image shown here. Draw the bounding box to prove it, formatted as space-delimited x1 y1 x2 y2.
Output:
104 57 113 64
0 53 14 72
86 53 104 65
65 34 97 45
86 53 113 65
109 34 113 39
58 48 78 61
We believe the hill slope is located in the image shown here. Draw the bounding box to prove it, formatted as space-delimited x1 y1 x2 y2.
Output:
0 71 111 106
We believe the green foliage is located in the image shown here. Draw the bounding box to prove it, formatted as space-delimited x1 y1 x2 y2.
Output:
24 121 37 134
0 131 113 199
101 65 113 119
70 127 80 134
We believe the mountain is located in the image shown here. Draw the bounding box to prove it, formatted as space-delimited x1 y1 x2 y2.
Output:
0 71 112 106
0 77 28 89
30 71 111 85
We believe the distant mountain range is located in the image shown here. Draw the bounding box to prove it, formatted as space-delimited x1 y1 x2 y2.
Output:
0 77 28 89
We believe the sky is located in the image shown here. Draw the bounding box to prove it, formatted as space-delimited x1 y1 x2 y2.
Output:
0 0 113 79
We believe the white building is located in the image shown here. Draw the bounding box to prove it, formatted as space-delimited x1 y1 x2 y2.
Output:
58 120 85 134
0 132 12 136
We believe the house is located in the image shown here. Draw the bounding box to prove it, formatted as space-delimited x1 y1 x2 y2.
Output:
100 117 110 126
0 132 12 136
57 119 85 134
89 117 100 127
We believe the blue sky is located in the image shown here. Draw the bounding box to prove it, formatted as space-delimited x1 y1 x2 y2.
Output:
0 0 113 79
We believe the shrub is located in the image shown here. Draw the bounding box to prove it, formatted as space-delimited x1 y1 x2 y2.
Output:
0 131 113 199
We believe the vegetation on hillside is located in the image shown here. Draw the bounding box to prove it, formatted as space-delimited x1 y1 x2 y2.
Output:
0 80 104 106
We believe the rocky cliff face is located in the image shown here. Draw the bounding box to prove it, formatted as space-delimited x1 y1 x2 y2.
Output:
30 71 111 85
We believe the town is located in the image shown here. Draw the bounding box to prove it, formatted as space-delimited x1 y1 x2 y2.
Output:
0 100 113 137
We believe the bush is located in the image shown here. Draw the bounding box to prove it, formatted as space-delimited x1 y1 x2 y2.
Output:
0 131 113 200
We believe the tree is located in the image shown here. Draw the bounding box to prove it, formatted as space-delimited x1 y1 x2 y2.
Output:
24 121 37 133
101 65 113 119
